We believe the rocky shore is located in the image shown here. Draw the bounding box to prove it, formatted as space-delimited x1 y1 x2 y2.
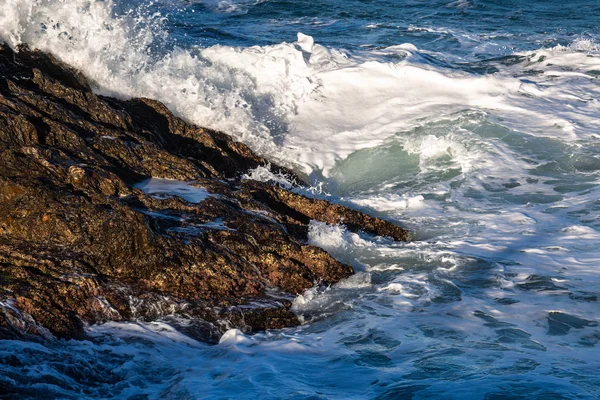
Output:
0 44 410 343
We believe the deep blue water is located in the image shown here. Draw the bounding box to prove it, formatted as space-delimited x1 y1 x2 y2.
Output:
133 0 600 57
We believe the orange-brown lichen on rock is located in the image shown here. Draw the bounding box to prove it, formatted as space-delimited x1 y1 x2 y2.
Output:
0 44 410 342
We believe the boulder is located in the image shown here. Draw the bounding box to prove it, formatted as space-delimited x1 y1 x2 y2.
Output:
0 44 410 342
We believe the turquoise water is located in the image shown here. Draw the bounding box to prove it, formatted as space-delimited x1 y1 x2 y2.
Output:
1 0 600 398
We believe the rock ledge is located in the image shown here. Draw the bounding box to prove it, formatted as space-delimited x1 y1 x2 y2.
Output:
0 45 410 342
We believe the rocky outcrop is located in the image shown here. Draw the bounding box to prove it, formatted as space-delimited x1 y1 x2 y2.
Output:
0 44 410 342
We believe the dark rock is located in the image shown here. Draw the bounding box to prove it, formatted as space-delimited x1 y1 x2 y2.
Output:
0 44 410 342
239 180 411 241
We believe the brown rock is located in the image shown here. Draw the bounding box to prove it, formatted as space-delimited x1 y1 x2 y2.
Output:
0 44 410 342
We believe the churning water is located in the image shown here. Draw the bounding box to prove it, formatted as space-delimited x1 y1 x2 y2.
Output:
1 0 600 398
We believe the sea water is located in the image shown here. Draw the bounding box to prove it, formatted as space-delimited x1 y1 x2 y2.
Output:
1 0 599 398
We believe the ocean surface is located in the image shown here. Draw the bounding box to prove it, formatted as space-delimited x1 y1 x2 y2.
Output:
1 0 600 398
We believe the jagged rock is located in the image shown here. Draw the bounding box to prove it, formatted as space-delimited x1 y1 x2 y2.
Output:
0 44 410 342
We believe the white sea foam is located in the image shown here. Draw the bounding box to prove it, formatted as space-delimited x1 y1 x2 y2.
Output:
307 220 376 268
348 193 425 212
2 0 599 179
242 164 296 189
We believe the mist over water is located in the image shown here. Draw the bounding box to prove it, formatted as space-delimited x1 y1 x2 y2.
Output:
1 0 600 398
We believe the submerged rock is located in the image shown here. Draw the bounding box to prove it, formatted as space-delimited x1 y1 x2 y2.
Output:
0 44 410 341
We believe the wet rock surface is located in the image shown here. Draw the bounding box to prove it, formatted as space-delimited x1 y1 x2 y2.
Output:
0 44 410 342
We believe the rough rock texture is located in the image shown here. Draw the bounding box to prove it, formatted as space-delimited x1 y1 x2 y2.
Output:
0 44 410 342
